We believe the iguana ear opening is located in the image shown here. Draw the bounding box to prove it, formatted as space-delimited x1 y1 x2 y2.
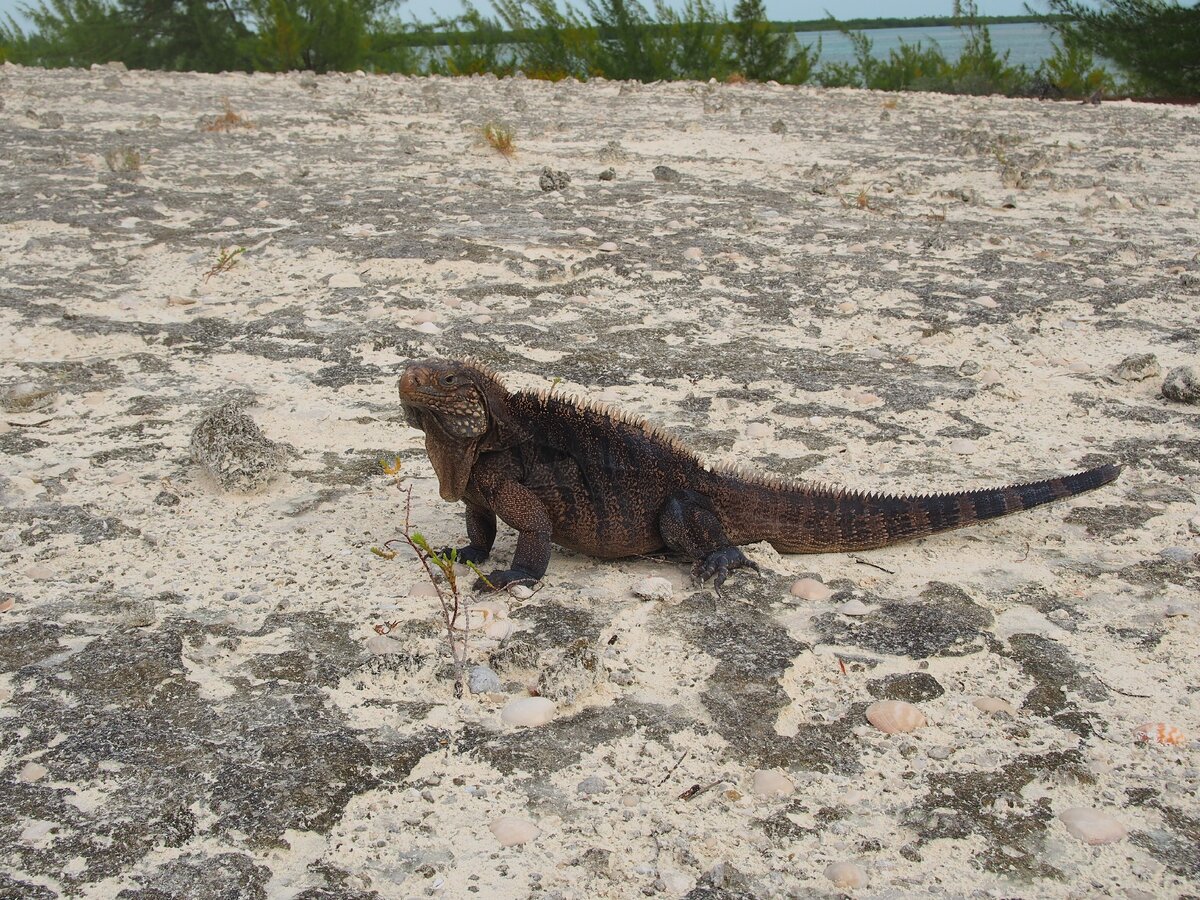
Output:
469 368 527 450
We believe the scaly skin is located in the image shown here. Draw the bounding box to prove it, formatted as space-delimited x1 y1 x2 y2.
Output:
398 359 1121 590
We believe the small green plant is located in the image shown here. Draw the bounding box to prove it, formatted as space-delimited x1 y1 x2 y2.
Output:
373 475 498 698
482 121 515 156
204 246 246 282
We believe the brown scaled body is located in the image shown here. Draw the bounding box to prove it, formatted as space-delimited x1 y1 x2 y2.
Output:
398 359 1120 590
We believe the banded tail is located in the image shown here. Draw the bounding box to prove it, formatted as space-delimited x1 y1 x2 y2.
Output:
718 463 1121 554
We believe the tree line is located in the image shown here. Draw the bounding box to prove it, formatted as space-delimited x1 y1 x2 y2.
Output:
1 0 1196 98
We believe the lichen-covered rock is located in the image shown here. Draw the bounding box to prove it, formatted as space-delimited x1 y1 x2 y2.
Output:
538 166 571 192
1111 352 1160 382
536 638 605 703
1162 366 1200 404
190 399 286 492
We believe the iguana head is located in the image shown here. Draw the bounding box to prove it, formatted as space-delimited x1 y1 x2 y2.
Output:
398 359 523 502
399 359 492 440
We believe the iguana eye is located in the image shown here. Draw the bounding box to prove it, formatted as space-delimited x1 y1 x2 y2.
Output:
441 374 458 386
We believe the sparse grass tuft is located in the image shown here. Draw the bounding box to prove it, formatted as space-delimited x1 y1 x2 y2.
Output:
204 246 245 283
202 98 254 132
482 121 515 157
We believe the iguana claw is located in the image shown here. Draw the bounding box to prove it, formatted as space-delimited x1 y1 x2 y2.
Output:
692 547 759 591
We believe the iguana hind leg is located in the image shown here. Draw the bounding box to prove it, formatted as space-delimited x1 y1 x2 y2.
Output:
658 490 759 590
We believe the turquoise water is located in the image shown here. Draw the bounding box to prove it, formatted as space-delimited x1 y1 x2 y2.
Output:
796 22 1060 71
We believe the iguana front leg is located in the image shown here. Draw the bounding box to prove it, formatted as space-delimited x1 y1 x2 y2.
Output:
440 503 496 565
471 460 553 590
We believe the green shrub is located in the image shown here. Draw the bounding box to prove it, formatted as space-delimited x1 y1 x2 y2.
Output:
1045 0 1200 97
1037 32 1115 97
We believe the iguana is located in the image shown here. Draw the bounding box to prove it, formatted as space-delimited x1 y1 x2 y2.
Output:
398 358 1120 590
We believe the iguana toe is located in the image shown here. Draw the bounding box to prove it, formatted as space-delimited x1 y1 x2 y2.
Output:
474 568 538 592
440 545 490 565
693 547 759 589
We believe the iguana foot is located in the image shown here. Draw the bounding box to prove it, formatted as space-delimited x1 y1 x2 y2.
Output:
474 567 539 592
439 545 490 566
692 547 759 591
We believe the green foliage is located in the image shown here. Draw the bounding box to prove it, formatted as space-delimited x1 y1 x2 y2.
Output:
494 0 594 80
729 0 812 82
429 5 515 77
868 39 951 91
246 0 382 73
947 2 1026 95
654 0 729 80
1044 0 1200 96
587 0 677 81
1037 32 1115 97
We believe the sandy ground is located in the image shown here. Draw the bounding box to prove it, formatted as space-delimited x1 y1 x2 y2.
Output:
1 62 1198 899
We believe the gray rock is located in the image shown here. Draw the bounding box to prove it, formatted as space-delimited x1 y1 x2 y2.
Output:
1111 353 1161 382
1159 547 1196 565
867 672 945 703
1162 366 1200 404
2 382 56 413
576 775 610 795
119 598 157 628
538 167 571 192
190 399 287 492
652 165 681 183
38 110 64 129
597 167 616 181
468 665 503 694
769 119 787 134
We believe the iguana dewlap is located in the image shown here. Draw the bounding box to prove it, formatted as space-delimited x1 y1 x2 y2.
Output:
398 358 1120 590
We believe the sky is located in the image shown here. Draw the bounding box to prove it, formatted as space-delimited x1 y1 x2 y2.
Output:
0 0 1051 34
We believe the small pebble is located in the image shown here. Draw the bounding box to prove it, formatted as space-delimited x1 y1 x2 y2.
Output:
597 167 616 181
328 271 363 288
657 870 693 894
1083 276 1106 288
577 775 610 795
972 295 998 308
509 584 534 600
500 696 556 727
789 578 831 602
927 746 953 760
949 438 977 455
365 635 408 655
652 165 681 183
751 769 795 797
824 861 868 889
597 242 619 253
838 598 872 616
633 576 673 603
489 816 539 847
1058 807 1127 845
865 700 926 734
468 665 503 694
973 697 1018 717
25 566 53 581
682 247 703 261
